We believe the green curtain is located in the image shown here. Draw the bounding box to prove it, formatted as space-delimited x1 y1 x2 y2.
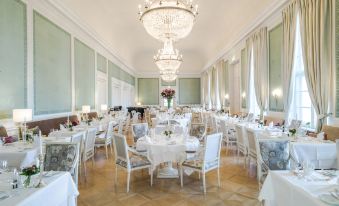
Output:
74 39 95 110
0 0 27 118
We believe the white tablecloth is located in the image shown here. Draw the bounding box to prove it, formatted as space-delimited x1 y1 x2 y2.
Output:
259 171 337 206
0 142 38 168
136 135 200 167
0 172 79 206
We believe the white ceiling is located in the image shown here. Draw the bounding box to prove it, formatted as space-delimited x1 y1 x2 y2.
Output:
57 0 281 75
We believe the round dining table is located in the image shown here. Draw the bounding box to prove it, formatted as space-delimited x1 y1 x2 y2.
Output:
136 134 200 178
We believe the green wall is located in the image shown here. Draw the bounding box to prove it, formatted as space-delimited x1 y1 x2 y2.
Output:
34 12 72 115
97 53 107 73
161 79 176 86
269 24 283 112
74 39 95 110
0 0 27 118
138 78 159 105
179 78 201 104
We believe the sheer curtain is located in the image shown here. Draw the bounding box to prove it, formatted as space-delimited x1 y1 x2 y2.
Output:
298 0 333 131
245 37 253 109
217 60 225 109
282 1 297 124
253 27 269 119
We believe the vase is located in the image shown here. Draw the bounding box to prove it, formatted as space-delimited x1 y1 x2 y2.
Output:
167 98 172 109
20 174 39 188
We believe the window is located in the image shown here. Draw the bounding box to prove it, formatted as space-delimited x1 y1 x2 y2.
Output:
289 17 316 128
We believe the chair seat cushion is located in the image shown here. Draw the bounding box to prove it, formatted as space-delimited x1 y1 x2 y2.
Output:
116 155 151 168
95 138 106 144
182 159 218 170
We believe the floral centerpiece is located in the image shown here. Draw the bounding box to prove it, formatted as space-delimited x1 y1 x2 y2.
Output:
161 88 175 109
289 128 297 137
64 120 73 131
20 165 40 187
163 130 173 138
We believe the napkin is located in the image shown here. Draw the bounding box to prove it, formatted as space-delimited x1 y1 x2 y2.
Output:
269 122 274 128
316 132 325 140
59 124 66 131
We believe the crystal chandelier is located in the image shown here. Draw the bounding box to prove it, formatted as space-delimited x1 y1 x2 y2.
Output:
154 40 183 71
138 0 198 42
160 69 178 82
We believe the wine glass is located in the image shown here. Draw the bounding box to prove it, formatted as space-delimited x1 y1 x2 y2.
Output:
0 160 8 172
303 160 315 180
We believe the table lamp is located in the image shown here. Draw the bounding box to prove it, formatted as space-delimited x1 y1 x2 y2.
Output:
82 105 90 121
13 109 32 142
101 104 108 112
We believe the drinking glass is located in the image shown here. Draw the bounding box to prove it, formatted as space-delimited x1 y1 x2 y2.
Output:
0 160 8 172
303 160 315 180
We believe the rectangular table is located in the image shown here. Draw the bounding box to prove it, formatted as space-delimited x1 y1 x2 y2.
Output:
0 171 79 206
0 142 38 169
259 171 338 206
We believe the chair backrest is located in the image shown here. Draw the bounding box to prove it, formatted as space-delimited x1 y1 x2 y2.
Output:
132 112 139 124
235 125 245 145
106 121 114 140
131 123 149 142
336 140 339 168
155 126 167 135
258 140 290 170
44 142 79 173
246 129 257 154
151 118 157 128
173 126 183 135
203 133 223 163
117 119 124 134
112 133 129 164
83 128 97 161
219 120 227 136
71 132 84 157
190 123 207 141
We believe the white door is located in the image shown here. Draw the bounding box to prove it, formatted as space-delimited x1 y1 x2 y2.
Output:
112 82 121 107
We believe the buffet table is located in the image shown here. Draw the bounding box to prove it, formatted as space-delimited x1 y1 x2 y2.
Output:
0 172 79 206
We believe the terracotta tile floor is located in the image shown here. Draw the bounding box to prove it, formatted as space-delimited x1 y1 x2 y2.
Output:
77 130 260 206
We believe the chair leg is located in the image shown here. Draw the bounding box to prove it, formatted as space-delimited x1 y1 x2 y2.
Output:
202 172 206 194
110 143 113 156
217 168 220 187
180 167 183 187
127 171 131 193
115 166 118 185
84 161 87 179
92 156 95 166
198 172 201 180
150 168 153 186
105 145 108 159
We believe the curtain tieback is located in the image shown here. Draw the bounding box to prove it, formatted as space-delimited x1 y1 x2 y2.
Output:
317 113 333 120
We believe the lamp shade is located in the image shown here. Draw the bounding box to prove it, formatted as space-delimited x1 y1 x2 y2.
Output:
100 104 108 111
13 109 32 123
82 105 91 113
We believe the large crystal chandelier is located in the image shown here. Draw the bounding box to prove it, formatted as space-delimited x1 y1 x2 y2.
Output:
154 40 183 72
138 0 198 42
160 69 178 82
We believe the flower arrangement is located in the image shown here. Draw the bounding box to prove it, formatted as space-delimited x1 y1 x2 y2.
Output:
20 165 40 187
163 130 173 137
64 120 73 131
289 128 297 136
161 88 175 99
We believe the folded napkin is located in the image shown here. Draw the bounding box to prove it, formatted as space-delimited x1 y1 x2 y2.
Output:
269 122 274 128
59 124 66 131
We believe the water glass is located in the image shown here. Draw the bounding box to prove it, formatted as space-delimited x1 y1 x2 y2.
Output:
303 161 315 179
0 160 8 172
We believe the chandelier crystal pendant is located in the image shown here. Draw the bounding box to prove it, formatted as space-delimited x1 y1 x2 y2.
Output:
154 39 183 71
138 0 198 42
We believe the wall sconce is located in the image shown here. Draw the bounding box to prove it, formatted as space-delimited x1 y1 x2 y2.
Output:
224 94 230 107
137 102 141 106
242 92 246 107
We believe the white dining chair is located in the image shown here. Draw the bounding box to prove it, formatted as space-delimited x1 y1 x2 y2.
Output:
246 128 258 176
131 123 149 143
151 118 157 128
155 125 166 135
95 121 114 159
220 120 237 155
235 124 248 167
44 142 80 186
112 133 153 192
180 133 223 194
82 127 97 178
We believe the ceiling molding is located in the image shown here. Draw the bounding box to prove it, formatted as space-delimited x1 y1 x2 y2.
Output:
45 0 137 75
201 0 289 73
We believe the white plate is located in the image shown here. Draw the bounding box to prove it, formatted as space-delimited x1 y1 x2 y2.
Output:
319 194 339 205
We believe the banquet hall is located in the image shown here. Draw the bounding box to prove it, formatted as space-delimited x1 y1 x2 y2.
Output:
0 0 338 205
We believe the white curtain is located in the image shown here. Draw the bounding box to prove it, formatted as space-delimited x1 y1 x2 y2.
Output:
207 69 212 109
245 37 253 110
298 0 333 131
210 67 217 109
253 27 269 119
282 1 297 124
217 60 225 109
